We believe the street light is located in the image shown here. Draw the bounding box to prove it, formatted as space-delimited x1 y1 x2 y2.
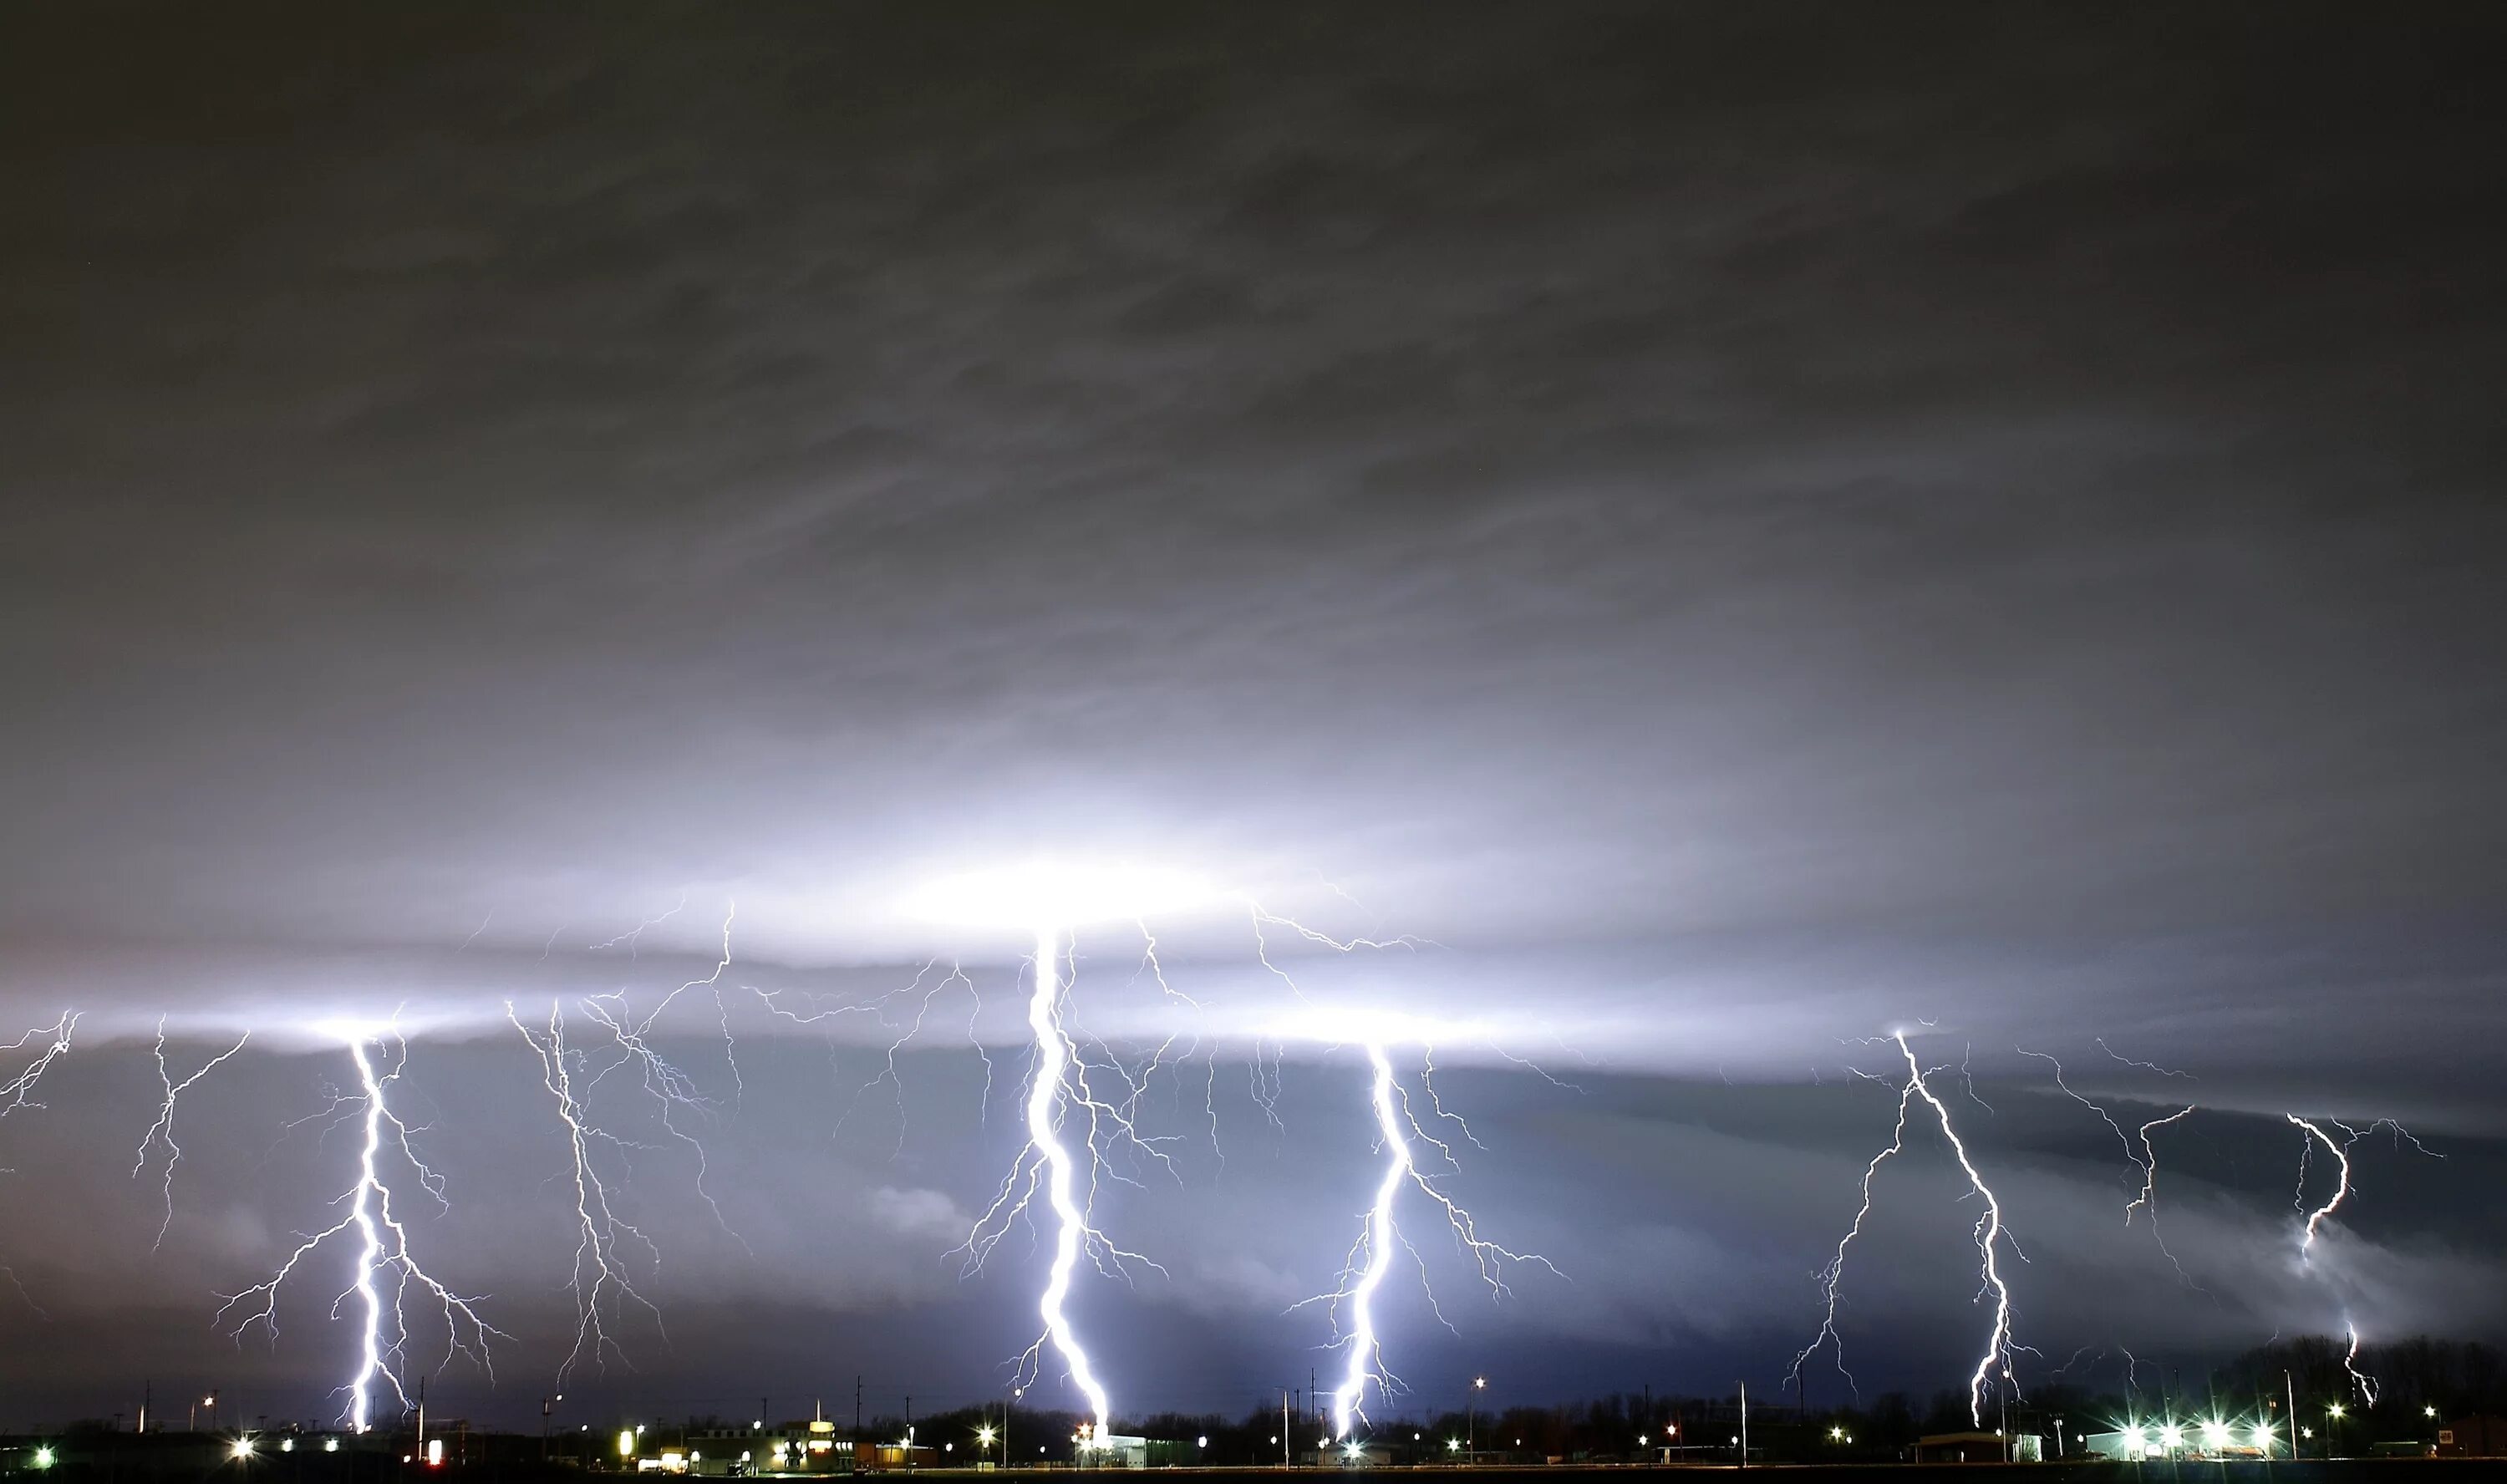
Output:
1467 1375 1487 1457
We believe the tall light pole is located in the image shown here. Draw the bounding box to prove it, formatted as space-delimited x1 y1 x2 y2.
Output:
1466 1376 1487 1461
542 1396 562 1462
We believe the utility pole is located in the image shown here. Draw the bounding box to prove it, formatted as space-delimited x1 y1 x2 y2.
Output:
1737 1381 1747 1471
140 1380 151 1435
905 1396 913 1471
856 1376 863 1441
417 1375 427 1461
1280 1391 1289 1471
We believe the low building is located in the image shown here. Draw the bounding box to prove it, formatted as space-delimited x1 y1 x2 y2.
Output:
1915 1431 2039 1463
1076 1433 1147 1469
2438 1416 2507 1457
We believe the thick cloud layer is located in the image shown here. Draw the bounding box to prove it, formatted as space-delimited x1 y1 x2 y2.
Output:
3 0 2504 1429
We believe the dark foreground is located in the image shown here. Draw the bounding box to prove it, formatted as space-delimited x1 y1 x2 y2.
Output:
8 1455 2495 1484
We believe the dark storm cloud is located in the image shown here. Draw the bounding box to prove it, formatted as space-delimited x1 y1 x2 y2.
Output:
3 0 2505 1426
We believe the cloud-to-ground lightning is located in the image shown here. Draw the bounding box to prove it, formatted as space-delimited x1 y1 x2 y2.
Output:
130 1018 253 1249
2286 1110 2443 1403
509 999 664 1385
1797 1033 2023 1424
957 927 1162 1437
1314 1040 1557 1440
216 1030 506 1431
1792 1055 1920 1400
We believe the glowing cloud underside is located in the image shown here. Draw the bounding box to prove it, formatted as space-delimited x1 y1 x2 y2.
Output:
216 1033 505 1431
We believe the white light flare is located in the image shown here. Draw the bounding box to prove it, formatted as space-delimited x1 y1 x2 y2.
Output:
217 1029 504 1431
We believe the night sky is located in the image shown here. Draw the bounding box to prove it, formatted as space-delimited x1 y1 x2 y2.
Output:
5 2 2506 1435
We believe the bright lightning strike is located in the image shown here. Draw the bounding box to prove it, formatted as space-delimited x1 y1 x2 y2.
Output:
508 999 664 1384
1315 1041 1556 1440
1797 1033 2025 1424
130 1018 253 1251
216 1029 506 1431
2286 1112 2441 1402
958 927 1166 1437
2287 1114 2353 1254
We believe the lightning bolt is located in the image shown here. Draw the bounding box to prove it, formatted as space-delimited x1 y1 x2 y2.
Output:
579 900 748 1248
1796 1032 2024 1424
216 1029 506 1431
508 1000 664 1384
2286 1112 2442 1401
2287 1113 2353 1253
1791 1056 1920 1400
2342 1320 2379 1405
1315 1041 1557 1440
130 1018 253 1250
957 927 1168 1438
0 1011 77 1125
2016 1048 2199 1283
0 1010 79 1310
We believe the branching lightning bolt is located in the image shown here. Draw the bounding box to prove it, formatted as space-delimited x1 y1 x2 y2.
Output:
216 1030 506 1431
0 1011 77 1126
0 1010 79 1310
508 999 664 1384
1797 1032 2023 1424
2017 1047 2199 1284
580 900 749 1249
956 928 1168 1438
1311 1041 1558 1440
131 1018 252 1250
2286 1112 2442 1402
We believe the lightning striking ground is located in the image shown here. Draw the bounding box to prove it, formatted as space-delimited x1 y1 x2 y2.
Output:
1313 1040 1557 1440
216 1030 506 1431
1797 1032 2024 1424
131 1018 252 1250
2286 1112 2443 1402
957 927 1170 1439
